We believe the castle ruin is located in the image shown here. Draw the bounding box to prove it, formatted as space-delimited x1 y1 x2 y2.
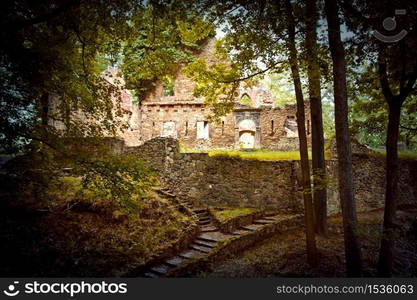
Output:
119 41 311 151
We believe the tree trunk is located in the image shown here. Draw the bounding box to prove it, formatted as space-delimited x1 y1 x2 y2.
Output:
378 101 401 277
325 0 363 277
305 0 328 237
283 0 317 266
375 42 417 276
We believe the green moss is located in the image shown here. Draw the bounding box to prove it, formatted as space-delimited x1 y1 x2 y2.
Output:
210 207 256 223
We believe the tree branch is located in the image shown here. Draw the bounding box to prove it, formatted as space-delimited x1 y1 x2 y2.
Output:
216 60 285 84
400 125 417 132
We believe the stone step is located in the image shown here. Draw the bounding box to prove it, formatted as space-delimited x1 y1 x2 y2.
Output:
191 243 212 253
198 216 211 221
264 211 278 217
241 224 264 231
200 222 215 227
198 219 211 225
143 272 159 278
198 232 232 242
194 238 217 248
164 256 184 268
253 219 276 225
201 221 214 225
193 208 207 214
179 249 204 259
200 225 217 232
150 264 171 275
263 216 279 221
231 229 250 236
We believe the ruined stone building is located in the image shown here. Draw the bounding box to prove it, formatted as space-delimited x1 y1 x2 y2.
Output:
50 40 311 151
119 41 311 150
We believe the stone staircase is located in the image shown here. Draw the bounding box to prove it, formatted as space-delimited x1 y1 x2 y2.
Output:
140 206 228 278
136 189 303 278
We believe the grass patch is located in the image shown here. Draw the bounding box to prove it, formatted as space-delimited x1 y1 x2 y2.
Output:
180 147 314 161
208 150 312 161
370 149 417 160
210 207 256 223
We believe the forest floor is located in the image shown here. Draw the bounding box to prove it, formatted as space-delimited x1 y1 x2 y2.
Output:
197 208 417 277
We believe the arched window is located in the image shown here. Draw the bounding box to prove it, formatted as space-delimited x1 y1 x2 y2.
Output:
240 94 253 106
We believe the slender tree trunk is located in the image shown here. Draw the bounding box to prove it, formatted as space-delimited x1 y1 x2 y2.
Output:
325 0 363 277
378 100 401 277
284 0 317 266
305 0 328 237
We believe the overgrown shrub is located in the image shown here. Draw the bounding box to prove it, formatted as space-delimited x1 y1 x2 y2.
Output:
4 145 157 213
75 154 157 212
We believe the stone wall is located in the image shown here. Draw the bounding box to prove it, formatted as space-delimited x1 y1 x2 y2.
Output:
139 103 237 150
125 138 417 215
259 104 311 151
170 153 301 212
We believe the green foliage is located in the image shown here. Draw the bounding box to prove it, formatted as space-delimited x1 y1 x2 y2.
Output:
46 176 83 202
1 0 139 153
321 99 335 139
348 64 417 150
1 1 215 154
162 75 175 96
262 72 296 107
7 141 157 214
184 39 242 121
121 3 214 102
77 155 157 212
182 1 294 121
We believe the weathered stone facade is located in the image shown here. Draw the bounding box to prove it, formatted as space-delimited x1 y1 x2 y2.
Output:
117 40 311 150
125 138 417 214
